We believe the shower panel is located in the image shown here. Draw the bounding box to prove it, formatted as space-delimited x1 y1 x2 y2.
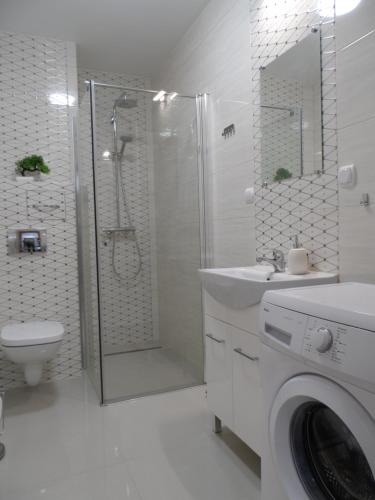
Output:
78 80 207 404
107 95 142 283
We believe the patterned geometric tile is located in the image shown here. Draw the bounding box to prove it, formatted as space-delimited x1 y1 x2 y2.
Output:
0 31 81 390
250 0 339 272
77 69 155 358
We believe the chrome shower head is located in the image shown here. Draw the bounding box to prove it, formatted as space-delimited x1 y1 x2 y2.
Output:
111 94 137 124
114 93 137 109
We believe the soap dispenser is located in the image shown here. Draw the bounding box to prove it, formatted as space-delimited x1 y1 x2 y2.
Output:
287 235 309 275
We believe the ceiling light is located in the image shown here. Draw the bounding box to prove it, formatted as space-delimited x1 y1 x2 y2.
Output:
318 0 362 17
153 90 166 102
48 93 75 106
336 0 362 15
169 92 178 101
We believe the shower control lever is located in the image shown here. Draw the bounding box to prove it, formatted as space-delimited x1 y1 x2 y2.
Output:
102 227 136 236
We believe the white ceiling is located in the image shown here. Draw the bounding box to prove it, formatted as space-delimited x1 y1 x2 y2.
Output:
0 0 210 76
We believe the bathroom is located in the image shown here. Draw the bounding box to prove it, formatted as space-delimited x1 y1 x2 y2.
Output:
0 0 374 498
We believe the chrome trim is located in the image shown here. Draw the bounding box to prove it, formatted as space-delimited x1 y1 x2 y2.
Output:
102 226 136 234
112 97 121 228
196 93 210 386
206 333 225 344
73 113 87 369
233 347 259 362
196 93 211 269
104 345 162 356
87 80 196 99
261 104 296 115
89 80 105 405
0 392 4 434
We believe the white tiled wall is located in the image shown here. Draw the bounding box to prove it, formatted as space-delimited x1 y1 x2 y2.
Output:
153 0 339 273
152 0 253 379
161 0 374 288
0 31 81 389
153 0 255 268
151 96 204 380
336 0 375 283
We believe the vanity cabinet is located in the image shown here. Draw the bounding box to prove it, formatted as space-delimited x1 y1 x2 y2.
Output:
232 328 262 455
204 292 263 456
205 316 233 428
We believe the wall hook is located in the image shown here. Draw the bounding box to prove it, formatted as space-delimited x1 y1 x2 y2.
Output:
360 193 370 207
222 124 235 139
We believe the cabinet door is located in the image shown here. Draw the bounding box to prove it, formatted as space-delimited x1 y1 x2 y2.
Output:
204 316 233 427
232 328 263 455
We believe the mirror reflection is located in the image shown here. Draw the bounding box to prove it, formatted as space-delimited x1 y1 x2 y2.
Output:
260 30 323 184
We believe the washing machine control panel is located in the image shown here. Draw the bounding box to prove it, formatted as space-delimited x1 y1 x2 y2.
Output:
262 301 375 388
311 327 333 353
303 317 348 365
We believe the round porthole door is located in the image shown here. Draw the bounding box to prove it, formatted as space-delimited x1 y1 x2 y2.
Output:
269 375 375 500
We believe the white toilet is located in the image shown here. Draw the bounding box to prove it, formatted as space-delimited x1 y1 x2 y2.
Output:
0 321 64 386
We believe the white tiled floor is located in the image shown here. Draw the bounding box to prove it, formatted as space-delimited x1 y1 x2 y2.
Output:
102 347 202 401
0 375 261 500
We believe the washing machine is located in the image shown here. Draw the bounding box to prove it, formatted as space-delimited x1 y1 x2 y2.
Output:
259 282 375 500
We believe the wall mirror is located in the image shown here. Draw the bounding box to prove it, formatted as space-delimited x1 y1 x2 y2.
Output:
260 30 322 184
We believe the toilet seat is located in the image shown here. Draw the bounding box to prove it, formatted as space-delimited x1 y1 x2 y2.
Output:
1 321 64 347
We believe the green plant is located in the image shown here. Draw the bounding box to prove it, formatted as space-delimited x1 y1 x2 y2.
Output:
15 155 50 176
273 167 292 182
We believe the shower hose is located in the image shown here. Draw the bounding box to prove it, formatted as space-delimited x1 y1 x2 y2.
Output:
111 162 143 286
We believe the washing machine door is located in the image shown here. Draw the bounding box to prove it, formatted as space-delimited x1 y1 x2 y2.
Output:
269 374 375 500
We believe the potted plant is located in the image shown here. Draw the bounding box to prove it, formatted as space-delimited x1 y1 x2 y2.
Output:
15 155 50 179
273 167 292 182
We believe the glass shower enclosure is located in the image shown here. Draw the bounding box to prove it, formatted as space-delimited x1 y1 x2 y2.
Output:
77 81 207 403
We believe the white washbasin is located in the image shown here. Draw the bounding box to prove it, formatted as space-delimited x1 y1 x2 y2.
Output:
199 265 337 309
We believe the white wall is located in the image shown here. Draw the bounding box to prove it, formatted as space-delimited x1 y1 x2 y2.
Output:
150 0 254 381
152 96 204 379
336 0 375 283
153 0 255 267
0 31 81 389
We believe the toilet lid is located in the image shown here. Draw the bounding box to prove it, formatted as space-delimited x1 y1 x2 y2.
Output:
1 321 64 347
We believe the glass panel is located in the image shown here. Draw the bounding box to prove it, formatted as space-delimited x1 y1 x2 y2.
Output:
291 402 375 500
82 83 204 403
77 88 102 400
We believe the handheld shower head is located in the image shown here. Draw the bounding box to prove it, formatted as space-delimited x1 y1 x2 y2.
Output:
118 135 133 159
120 135 133 144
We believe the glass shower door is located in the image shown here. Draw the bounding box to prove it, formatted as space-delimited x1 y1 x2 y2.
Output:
78 81 205 403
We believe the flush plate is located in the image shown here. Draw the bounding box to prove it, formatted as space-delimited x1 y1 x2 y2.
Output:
7 228 47 255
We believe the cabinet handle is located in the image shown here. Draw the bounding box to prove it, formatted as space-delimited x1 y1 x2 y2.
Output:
233 347 259 362
206 333 225 344
0 392 4 434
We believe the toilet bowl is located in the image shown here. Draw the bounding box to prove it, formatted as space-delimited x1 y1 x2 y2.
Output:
0 321 64 386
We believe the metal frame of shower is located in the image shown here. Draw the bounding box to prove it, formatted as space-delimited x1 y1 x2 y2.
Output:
76 80 209 405
260 103 304 177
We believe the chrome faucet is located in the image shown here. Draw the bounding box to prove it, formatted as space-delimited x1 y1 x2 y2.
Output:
256 249 286 273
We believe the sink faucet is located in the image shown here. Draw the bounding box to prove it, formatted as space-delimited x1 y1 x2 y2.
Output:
256 249 286 273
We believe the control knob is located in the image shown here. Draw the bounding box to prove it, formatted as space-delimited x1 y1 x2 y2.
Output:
311 327 333 353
